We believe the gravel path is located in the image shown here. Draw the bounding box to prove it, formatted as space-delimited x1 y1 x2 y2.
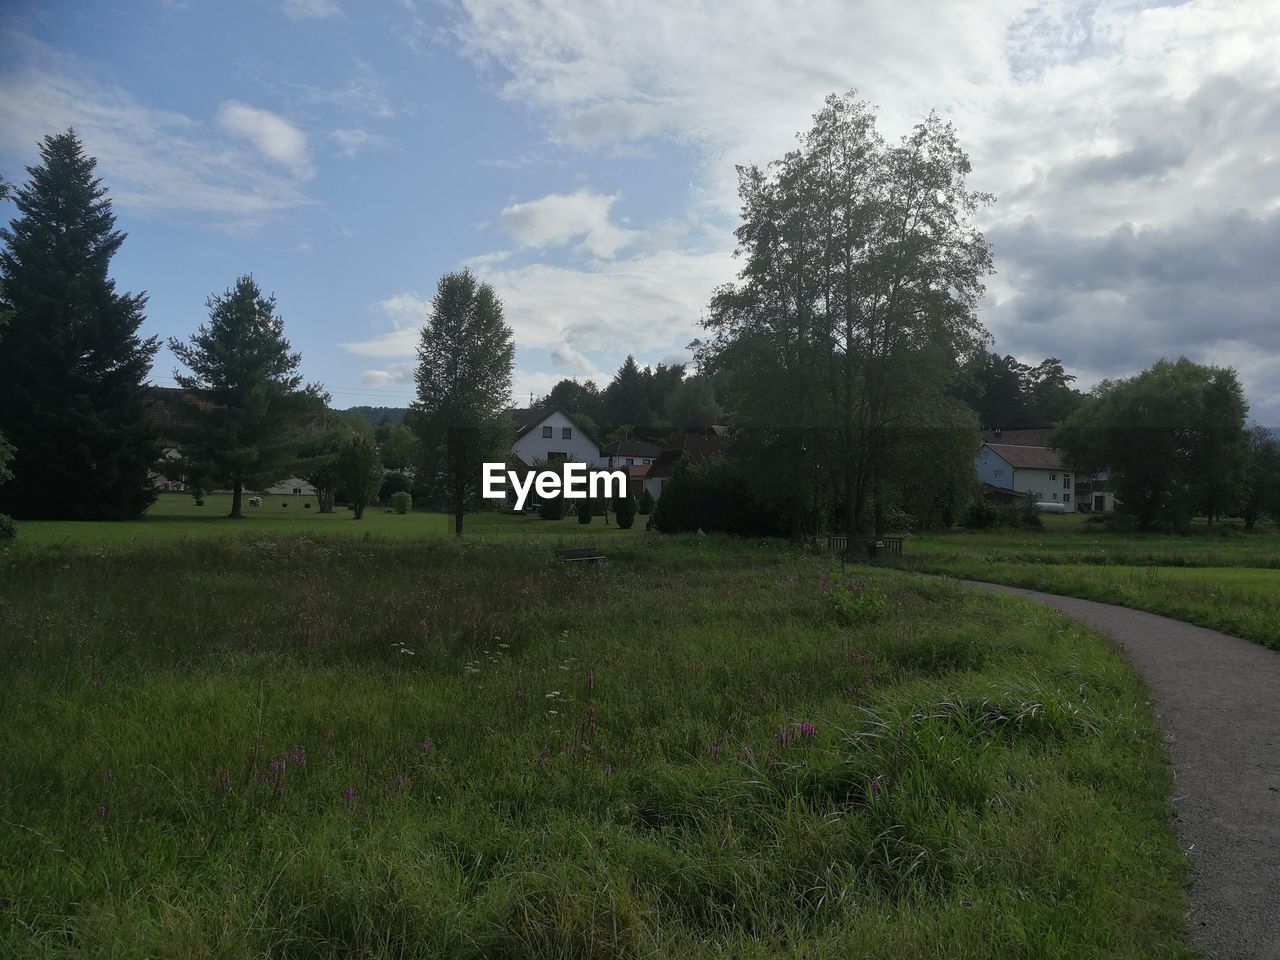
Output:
963 582 1280 960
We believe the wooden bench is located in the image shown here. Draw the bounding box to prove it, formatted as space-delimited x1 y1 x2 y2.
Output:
833 536 904 566
555 547 606 564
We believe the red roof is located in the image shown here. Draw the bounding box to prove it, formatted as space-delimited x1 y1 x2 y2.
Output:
984 442 1065 470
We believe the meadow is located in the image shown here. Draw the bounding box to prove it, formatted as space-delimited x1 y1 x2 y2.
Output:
886 515 1280 650
0 530 1191 958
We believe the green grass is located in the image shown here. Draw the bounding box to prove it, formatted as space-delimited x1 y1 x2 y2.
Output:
9 492 648 548
0 534 1191 958
884 517 1280 650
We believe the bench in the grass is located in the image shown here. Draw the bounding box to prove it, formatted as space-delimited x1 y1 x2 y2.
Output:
830 535 904 565
555 546 606 564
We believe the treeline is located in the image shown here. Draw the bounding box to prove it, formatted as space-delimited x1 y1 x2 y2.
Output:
535 357 723 443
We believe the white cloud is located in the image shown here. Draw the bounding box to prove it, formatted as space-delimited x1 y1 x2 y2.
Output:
0 37 310 223
499 190 639 258
282 0 341 20
550 342 594 372
339 293 430 357
359 363 415 388
216 101 312 177
329 127 391 156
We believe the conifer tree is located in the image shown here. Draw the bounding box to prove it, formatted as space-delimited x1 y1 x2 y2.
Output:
0 131 159 519
168 276 324 518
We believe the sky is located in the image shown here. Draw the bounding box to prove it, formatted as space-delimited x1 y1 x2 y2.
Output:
1 0 1277 423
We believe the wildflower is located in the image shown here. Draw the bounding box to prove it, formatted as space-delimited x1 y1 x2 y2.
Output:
343 786 358 806
323 729 335 742
214 770 231 792
587 669 595 693
101 770 115 781
603 762 614 775
420 738 433 753
744 747 755 761
537 746 551 764
708 744 722 760
515 690 525 701
290 745 306 766
870 776 883 798
96 803 107 819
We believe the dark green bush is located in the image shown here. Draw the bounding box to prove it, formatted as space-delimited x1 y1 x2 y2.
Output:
651 454 785 536
576 497 592 524
614 494 636 529
389 491 413 514
637 488 655 515
964 500 1000 529
538 494 564 520
0 513 15 540
379 471 411 503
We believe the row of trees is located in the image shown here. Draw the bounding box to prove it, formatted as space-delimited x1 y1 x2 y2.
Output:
952 350 1083 429
1054 358 1278 531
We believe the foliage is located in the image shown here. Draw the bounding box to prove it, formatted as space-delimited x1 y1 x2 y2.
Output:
1054 358 1249 531
168 276 325 518
964 497 1041 531
378 471 412 503
299 418 352 514
335 434 382 521
826 580 888 624
699 92 993 539
951 350 1083 429
373 423 420 473
0 431 13 489
388 491 413 515
0 537 1192 957
1240 425 1280 530
410 270 514 537
665 375 723 430
0 512 15 540
637 487 655 515
613 494 636 529
0 130 160 520
651 454 786 536
576 496 593 524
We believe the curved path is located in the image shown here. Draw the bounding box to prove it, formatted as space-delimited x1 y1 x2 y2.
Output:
963 582 1280 960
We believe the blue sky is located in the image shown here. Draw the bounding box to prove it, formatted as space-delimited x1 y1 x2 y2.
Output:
2 0 1278 422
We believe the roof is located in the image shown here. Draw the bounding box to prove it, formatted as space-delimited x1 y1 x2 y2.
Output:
983 428 1054 447
601 439 662 458
624 465 650 477
509 406 603 451
681 430 730 459
984 442 1065 470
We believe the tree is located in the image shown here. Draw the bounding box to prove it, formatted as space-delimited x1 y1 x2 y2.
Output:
1239 425 1280 530
1054 358 1249 531
168 276 324 519
613 493 637 529
665 375 723 430
300 418 349 513
336 433 382 520
603 356 651 428
699 92 992 538
0 130 160 520
576 496 593 524
374 422 420 472
410 269 514 537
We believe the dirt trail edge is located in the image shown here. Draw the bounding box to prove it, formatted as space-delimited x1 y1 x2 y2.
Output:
963 581 1280 960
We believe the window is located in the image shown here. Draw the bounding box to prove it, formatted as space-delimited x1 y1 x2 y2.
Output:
547 451 566 461
562 427 572 439
542 426 552 438
1064 493 1071 503
626 458 634 465
1064 475 1071 489
1052 492 1059 501
1050 473 1057 481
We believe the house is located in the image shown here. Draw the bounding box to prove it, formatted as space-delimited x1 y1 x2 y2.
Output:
509 407 606 467
976 429 1115 512
601 438 662 468
642 426 731 502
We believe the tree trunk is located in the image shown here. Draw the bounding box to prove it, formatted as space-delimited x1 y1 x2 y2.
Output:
353 502 364 520
454 504 463 538
230 481 243 519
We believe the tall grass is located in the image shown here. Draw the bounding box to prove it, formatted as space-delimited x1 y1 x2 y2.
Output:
0 535 1190 958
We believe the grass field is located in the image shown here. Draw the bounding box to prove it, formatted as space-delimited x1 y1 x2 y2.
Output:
885 515 1280 650
9 492 649 548
0 533 1191 958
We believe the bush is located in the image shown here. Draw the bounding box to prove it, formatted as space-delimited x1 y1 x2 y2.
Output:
651 454 786 536
538 495 564 521
883 505 919 533
614 494 637 529
827 581 887 624
637 488 655 515
379 471 411 503
0 513 15 540
389 491 412 514
964 500 1000 529
194 498 205 507
576 497 592 524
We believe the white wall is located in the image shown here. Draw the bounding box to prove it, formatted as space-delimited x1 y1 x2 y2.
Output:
974 447 1014 487
512 410 604 467
1012 467 1073 505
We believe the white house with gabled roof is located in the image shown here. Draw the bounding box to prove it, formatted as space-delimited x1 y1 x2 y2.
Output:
509 407 606 467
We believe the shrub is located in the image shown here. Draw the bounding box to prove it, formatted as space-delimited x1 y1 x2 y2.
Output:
614 494 637 529
194 498 205 507
379 471 411 503
964 500 1000 529
827 581 888 624
883 505 919 533
538 495 564 521
637 488 655 515
389 491 413 514
650 454 786 536
576 497 592 524
0 513 16 540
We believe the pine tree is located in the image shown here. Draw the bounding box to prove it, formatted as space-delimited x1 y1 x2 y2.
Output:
168 276 324 518
0 131 160 519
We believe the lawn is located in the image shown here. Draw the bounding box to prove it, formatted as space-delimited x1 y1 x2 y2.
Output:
0 533 1190 958
884 515 1280 650
9 492 649 548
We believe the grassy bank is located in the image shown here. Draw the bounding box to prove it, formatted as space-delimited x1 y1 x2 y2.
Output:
1 535 1189 958
885 518 1280 650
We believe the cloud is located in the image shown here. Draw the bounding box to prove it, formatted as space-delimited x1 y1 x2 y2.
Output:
359 363 415 388
0 36 310 222
339 293 430 357
550 342 594 372
282 0 341 20
216 101 312 177
329 127 391 156
445 0 1280 422
499 190 639 258
294 61 395 120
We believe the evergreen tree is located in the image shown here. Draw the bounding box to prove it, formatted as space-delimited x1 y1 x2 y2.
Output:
0 130 159 519
410 269 514 537
168 276 324 518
